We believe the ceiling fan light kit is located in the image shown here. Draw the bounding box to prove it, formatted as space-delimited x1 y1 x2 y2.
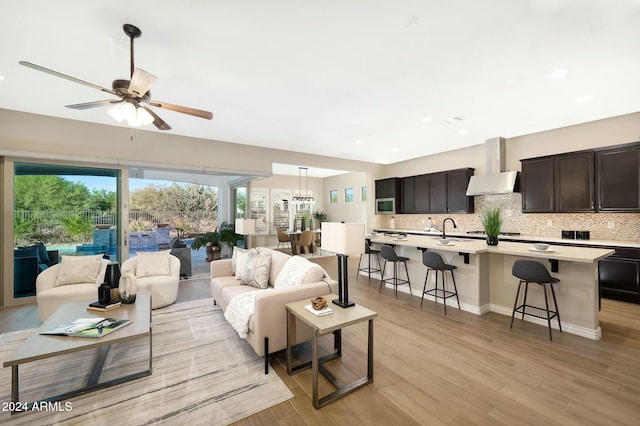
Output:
107 100 154 127
19 24 213 131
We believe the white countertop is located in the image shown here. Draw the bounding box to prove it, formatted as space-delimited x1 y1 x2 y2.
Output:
373 228 640 249
368 234 614 263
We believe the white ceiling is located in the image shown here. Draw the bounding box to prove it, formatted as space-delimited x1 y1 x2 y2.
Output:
1 1 639 166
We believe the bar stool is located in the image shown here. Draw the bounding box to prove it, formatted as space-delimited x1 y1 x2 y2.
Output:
510 260 562 341
379 245 411 298
357 239 381 284
421 251 459 315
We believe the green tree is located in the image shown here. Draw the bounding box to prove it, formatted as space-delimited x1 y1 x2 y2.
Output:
130 183 218 231
14 176 94 211
61 215 94 243
89 189 116 211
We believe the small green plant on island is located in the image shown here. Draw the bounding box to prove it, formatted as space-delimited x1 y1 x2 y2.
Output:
481 207 503 237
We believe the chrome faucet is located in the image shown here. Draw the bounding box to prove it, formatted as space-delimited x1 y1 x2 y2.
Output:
442 217 457 239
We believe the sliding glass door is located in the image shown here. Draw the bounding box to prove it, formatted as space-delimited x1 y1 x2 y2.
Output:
12 162 121 300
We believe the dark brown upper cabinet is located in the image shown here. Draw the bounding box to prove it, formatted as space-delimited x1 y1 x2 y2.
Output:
522 157 555 212
447 168 475 213
554 152 595 212
429 172 448 213
522 151 596 213
429 169 474 214
375 178 400 199
401 176 415 213
597 145 640 212
379 169 473 214
414 174 430 213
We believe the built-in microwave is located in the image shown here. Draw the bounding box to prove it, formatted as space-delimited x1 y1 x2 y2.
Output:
375 198 396 215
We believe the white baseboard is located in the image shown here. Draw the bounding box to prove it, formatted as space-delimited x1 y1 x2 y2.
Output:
367 272 601 340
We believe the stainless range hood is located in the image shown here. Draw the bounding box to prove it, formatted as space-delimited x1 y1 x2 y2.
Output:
466 137 519 196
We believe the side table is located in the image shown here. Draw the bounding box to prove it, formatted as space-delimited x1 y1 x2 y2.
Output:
285 294 377 409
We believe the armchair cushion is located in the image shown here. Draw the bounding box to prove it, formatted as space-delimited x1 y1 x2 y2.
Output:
54 254 103 287
136 250 171 278
240 249 271 289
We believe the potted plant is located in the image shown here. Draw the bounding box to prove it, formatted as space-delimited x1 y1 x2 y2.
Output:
191 230 221 261
312 211 327 230
218 221 243 255
481 207 503 246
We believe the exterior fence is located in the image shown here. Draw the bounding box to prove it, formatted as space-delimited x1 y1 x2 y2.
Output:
14 210 218 237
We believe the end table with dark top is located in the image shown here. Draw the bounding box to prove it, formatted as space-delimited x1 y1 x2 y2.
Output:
285 294 377 409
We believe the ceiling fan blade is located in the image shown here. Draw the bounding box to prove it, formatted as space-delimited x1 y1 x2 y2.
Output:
66 99 124 110
127 68 157 98
19 61 117 96
148 100 213 120
142 106 172 130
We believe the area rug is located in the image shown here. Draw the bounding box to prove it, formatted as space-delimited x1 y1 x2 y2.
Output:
0 299 293 425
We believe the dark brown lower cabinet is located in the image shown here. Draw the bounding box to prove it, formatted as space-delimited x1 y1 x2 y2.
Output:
599 248 640 304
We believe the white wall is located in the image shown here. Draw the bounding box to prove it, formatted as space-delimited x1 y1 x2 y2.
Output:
323 172 369 225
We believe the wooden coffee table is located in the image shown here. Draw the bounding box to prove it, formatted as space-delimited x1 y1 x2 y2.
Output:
3 292 152 414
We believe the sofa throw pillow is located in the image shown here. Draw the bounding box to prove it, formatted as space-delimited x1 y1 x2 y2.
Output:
234 250 250 280
241 249 272 289
274 255 326 288
231 247 248 275
54 254 103 287
136 250 171 278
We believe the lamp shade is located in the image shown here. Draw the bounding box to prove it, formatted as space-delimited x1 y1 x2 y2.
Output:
321 222 366 255
235 219 256 235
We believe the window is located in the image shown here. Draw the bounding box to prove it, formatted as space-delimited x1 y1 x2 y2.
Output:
330 190 338 204
345 188 354 203
361 186 367 201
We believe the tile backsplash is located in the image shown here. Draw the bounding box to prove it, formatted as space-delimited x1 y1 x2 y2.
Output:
387 193 640 242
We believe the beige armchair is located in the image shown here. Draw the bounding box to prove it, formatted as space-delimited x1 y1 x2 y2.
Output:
36 258 109 322
120 253 180 309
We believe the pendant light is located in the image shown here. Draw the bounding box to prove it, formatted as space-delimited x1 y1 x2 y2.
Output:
292 167 315 205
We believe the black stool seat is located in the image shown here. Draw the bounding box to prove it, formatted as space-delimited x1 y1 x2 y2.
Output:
357 239 381 284
379 245 412 298
510 260 562 341
421 251 459 315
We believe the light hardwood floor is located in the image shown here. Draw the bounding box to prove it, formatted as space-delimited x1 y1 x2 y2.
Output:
2 256 639 425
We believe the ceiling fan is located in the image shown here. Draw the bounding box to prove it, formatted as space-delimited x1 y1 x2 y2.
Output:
19 23 213 131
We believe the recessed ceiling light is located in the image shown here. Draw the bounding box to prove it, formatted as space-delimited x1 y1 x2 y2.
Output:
549 69 568 79
355 139 363 145
576 94 593 103
0 75 5 80
391 148 399 152
421 116 432 123
458 129 468 135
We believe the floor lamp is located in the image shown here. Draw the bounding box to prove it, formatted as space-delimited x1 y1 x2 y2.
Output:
235 219 256 249
321 222 366 308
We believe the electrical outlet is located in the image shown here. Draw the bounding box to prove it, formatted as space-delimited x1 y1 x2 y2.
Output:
546 220 553 227
608 221 615 229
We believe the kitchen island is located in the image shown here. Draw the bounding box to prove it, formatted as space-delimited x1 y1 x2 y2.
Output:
367 234 614 340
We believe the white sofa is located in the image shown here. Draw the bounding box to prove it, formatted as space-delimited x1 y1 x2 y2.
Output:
210 247 337 373
36 258 109 321
120 254 180 309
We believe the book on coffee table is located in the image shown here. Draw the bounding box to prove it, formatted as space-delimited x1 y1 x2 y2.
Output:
87 301 121 312
305 304 334 317
40 317 132 338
